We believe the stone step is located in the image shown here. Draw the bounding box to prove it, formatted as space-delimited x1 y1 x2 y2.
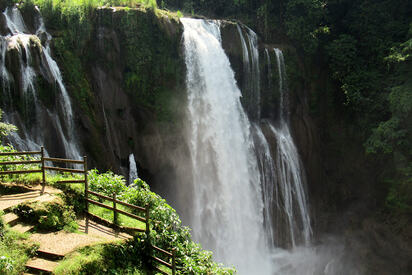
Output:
10 223 34 234
36 249 65 261
25 258 58 274
0 190 41 212
2 212 20 226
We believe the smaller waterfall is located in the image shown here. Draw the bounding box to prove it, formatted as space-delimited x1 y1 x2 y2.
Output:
252 123 278 248
35 9 80 160
129 154 138 184
270 48 312 246
236 25 260 120
0 6 81 160
0 37 12 105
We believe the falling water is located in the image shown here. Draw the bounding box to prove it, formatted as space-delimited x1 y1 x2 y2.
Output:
0 37 12 105
181 18 271 274
236 25 260 120
0 6 80 159
269 48 312 246
129 153 138 184
35 11 80 160
252 123 278 247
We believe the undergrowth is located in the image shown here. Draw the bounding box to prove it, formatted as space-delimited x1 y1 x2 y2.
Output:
0 145 234 274
0 212 39 275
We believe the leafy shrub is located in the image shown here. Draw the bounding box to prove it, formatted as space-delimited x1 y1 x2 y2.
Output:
54 242 147 275
88 169 127 196
13 197 78 232
85 170 234 274
48 173 86 214
0 227 38 275
0 255 14 274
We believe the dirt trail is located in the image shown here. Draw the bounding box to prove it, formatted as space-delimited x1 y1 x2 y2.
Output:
1 184 132 274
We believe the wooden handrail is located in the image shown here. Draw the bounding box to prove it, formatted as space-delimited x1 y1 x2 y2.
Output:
116 199 146 212
153 256 173 269
44 166 85 174
152 245 173 257
87 190 146 212
87 190 113 201
86 198 115 211
0 147 177 275
56 180 85 184
43 157 85 164
0 170 42 175
154 266 169 275
0 160 41 165
115 208 146 223
0 151 41 156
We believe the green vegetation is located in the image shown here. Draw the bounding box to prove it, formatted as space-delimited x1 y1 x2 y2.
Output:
0 110 16 141
0 142 234 274
83 170 235 274
54 242 147 275
12 196 78 232
0 212 39 275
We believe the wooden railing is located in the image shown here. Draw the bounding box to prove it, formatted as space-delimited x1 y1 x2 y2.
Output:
84 189 177 274
0 147 176 274
152 245 176 275
0 147 87 195
84 189 148 234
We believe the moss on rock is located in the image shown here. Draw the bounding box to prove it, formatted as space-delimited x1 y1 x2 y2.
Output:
13 195 77 232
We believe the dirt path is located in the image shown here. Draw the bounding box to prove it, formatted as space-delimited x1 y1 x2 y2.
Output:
31 219 131 255
1 184 133 274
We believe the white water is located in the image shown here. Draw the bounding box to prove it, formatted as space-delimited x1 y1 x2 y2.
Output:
0 37 12 105
181 18 271 274
236 25 260 119
129 153 138 184
180 17 322 274
252 123 278 247
268 48 312 247
0 6 80 159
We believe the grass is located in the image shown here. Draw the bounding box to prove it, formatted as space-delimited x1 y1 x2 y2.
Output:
0 213 39 275
88 197 146 230
54 243 147 275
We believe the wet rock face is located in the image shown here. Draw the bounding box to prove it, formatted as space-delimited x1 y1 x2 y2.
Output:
66 8 187 189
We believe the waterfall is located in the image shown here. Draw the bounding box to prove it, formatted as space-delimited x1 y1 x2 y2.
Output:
181 18 271 274
236 25 260 120
0 6 80 160
129 153 138 184
270 49 312 246
180 16 316 273
238 25 311 248
252 123 278 248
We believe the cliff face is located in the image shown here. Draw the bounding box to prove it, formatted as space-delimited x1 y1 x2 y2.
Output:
68 8 186 179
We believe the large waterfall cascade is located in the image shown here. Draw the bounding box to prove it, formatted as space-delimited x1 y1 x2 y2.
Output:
0 6 81 160
180 18 316 274
181 18 271 274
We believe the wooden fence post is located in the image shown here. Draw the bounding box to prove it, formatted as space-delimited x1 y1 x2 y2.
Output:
40 146 45 195
172 248 176 275
113 193 118 227
145 204 150 236
84 156 89 234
